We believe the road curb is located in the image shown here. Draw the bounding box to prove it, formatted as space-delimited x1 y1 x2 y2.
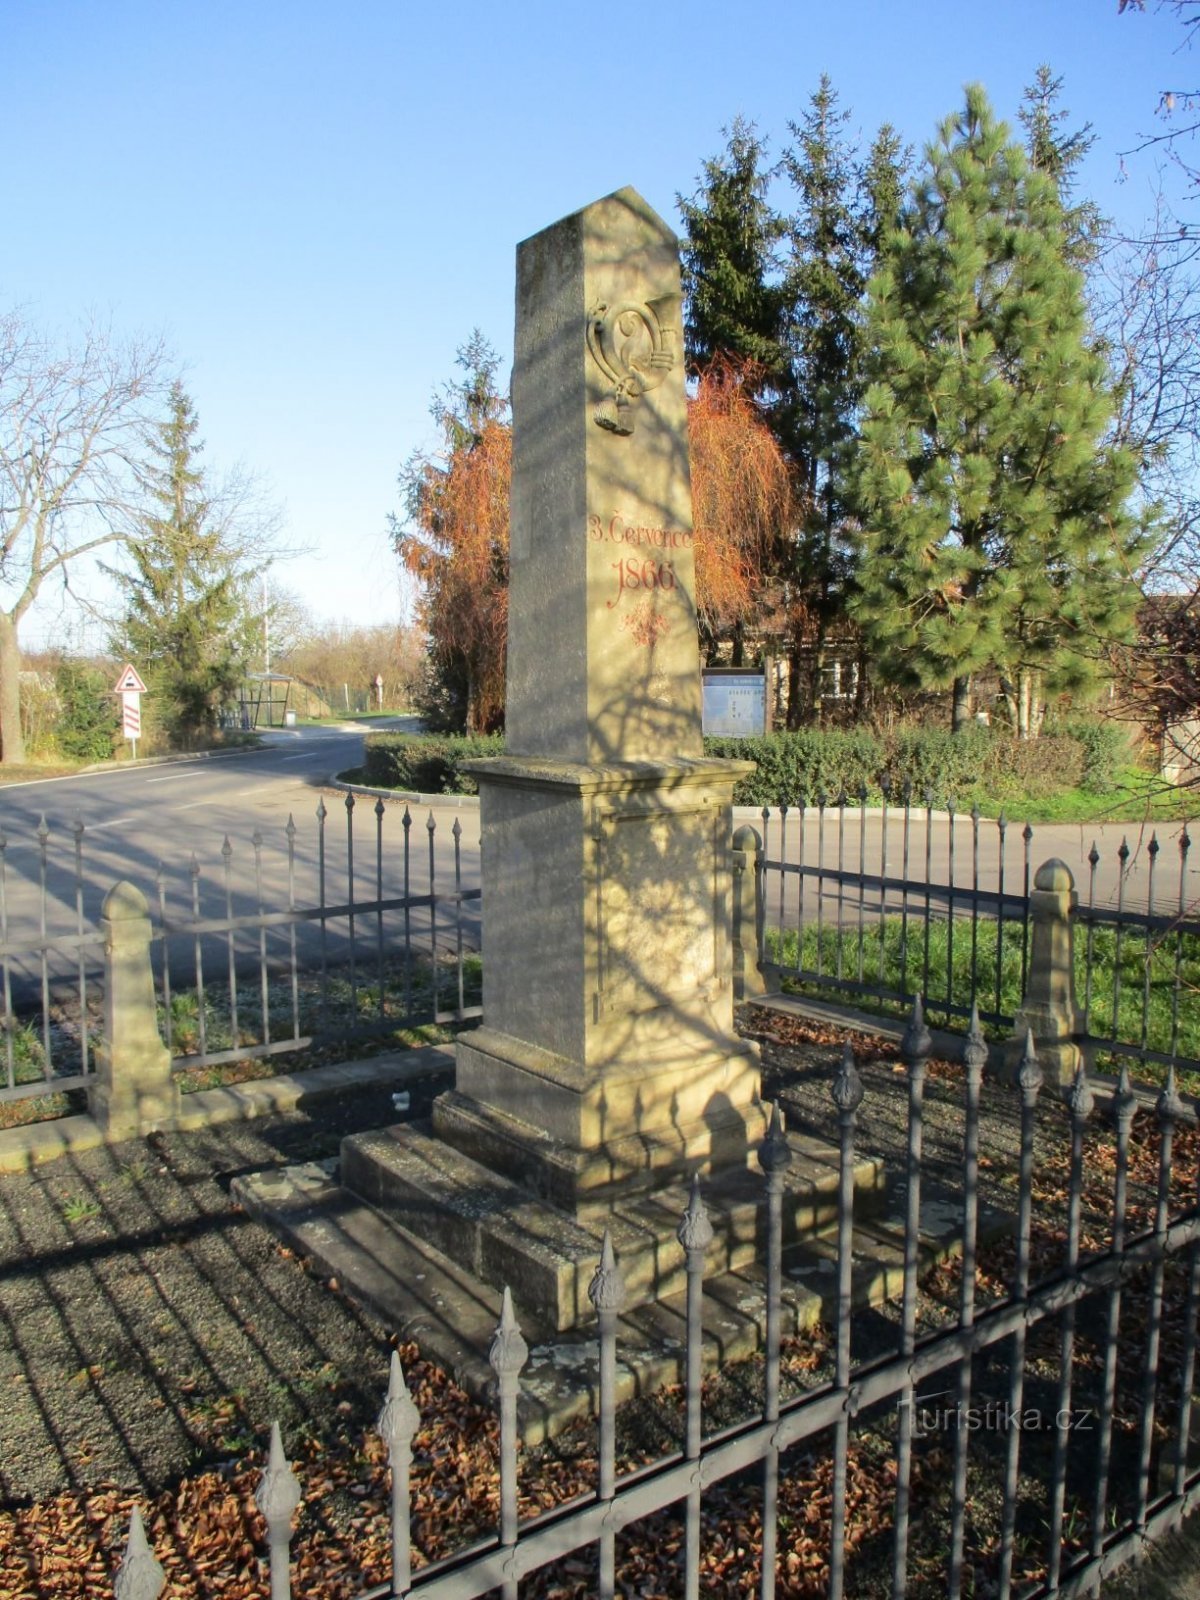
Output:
328 772 481 807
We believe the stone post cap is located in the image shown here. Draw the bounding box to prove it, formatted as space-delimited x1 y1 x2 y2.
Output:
102 880 151 921
1034 859 1075 893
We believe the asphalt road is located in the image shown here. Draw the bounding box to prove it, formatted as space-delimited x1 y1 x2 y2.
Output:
744 803 1197 923
0 722 481 1013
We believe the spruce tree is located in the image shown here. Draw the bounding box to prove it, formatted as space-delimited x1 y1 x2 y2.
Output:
776 77 864 721
852 86 1145 735
678 118 787 395
112 383 252 746
1019 65 1103 266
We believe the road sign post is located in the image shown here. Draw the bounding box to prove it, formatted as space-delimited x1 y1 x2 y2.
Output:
113 664 148 760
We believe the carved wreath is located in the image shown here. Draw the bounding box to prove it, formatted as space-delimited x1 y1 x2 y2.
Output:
586 297 677 435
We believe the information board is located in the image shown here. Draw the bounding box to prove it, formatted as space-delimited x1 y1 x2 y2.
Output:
702 671 768 737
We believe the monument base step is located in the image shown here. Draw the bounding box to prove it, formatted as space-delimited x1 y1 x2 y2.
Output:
233 1160 1010 1445
340 1117 885 1331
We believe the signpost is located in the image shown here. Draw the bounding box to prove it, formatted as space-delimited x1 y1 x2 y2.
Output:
113 664 147 759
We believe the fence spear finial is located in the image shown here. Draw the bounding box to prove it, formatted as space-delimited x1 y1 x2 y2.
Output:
831 1042 865 1117
1068 1062 1094 1123
1158 1063 1185 1126
964 1001 987 1079
588 1229 627 1315
376 1348 420 1459
255 1419 301 1528
114 1506 165 1600
1017 1029 1043 1103
902 994 932 1068
677 1173 714 1256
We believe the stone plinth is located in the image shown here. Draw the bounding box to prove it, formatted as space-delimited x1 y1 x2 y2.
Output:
1005 858 1083 1087
89 881 180 1136
436 756 761 1210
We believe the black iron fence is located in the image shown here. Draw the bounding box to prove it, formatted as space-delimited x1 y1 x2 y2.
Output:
0 795 480 1107
752 791 1200 1077
112 1014 1200 1599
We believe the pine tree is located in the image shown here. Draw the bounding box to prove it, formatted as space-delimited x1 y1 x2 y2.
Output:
678 119 788 395
112 383 252 747
852 86 1146 736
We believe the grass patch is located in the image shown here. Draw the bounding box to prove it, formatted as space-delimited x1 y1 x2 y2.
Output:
768 912 1200 1084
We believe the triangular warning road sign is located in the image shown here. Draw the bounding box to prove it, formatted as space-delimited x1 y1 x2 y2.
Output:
113 663 148 694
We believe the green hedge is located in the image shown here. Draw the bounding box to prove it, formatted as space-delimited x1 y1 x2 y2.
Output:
363 733 505 794
363 721 1125 805
704 730 882 806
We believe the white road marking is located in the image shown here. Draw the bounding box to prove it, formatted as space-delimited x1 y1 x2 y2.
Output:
144 771 203 784
83 816 137 830
170 799 221 811
280 754 310 761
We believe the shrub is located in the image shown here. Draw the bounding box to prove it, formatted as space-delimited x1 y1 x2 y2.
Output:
54 663 117 761
880 725 990 802
703 730 882 807
361 720 1119 809
1043 715 1130 792
363 732 504 794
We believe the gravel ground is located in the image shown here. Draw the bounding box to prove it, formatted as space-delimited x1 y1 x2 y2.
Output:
0 1013 1197 1598
0 1072 442 1509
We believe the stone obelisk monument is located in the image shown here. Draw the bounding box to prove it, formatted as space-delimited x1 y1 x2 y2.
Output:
432 187 764 1213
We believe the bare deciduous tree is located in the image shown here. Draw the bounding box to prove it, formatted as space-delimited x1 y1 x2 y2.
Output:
0 310 167 762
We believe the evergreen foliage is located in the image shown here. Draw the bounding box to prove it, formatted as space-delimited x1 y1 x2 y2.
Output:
851 86 1147 734
678 119 788 395
1019 65 1104 266
53 662 116 761
111 383 253 747
776 80 908 723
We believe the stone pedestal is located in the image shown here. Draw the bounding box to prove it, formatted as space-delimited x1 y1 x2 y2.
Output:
89 881 180 1136
434 756 762 1213
1005 858 1083 1088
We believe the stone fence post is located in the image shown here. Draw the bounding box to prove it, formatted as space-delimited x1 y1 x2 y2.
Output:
1005 858 1082 1088
732 824 769 1001
89 880 179 1137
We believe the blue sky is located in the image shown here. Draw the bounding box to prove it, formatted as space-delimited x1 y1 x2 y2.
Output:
1 0 1188 649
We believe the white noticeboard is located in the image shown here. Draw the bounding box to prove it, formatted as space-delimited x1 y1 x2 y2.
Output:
702 671 767 737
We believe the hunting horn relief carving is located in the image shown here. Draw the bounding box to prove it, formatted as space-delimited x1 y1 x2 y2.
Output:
587 297 678 435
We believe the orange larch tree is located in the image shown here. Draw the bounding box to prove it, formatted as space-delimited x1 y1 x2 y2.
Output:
394 345 795 731
688 354 798 661
392 334 511 734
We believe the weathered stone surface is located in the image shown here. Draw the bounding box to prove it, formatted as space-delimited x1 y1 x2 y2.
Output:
1005 857 1083 1087
341 1119 883 1331
89 880 179 1136
343 188 765 1321
506 188 703 765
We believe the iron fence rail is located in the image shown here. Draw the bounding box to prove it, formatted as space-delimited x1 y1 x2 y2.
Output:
756 794 1200 1076
0 797 480 1104
113 1013 1200 1599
